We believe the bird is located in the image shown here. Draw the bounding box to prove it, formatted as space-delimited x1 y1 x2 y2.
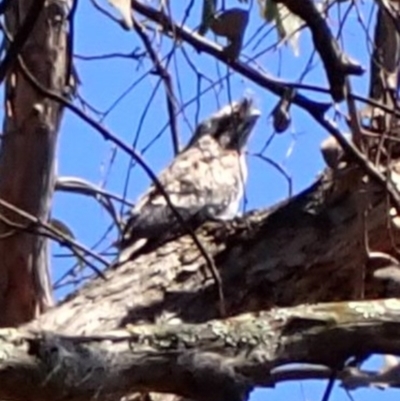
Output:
117 97 261 262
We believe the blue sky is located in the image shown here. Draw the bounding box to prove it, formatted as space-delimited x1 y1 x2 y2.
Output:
46 0 399 400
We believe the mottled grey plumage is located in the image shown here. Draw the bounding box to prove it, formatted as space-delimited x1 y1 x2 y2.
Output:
118 97 260 262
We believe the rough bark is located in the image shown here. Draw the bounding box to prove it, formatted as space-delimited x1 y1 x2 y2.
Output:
29 165 398 336
0 0 70 326
2 299 400 401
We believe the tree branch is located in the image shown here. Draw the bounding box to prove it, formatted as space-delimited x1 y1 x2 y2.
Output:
2 299 400 401
0 197 108 278
274 0 364 102
133 20 180 155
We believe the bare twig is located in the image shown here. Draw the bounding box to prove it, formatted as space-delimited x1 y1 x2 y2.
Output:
74 49 145 61
0 198 108 279
89 0 123 27
134 20 180 155
55 176 134 233
53 223 116 290
56 176 134 207
249 152 293 199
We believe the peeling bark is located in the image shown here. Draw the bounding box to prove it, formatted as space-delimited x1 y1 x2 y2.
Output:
0 0 71 326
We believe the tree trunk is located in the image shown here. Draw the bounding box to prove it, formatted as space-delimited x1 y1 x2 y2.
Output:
0 0 70 327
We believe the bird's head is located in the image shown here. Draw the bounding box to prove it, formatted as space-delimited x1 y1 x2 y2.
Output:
188 97 261 151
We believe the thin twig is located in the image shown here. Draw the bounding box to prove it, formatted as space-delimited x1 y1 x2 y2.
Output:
0 198 108 279
134 20 180 155
89 0 122 26
321 370 337 401
74 50 145 61
250 152 293 199
55 176 134 206
53 223 116 290
55 176 134 234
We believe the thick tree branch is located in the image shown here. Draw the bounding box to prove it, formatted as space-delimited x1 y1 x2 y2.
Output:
2 299 400 401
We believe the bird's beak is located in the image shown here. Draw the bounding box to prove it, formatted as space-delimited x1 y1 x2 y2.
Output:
247 104 261 120
240 97 261 121
235 97 261 148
